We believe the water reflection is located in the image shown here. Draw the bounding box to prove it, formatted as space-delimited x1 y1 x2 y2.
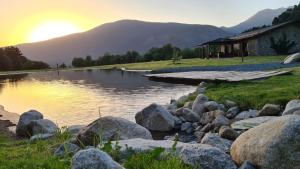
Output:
0 69 196 126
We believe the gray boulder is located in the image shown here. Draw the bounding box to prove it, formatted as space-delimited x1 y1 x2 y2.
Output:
226 107 240 119
180 144 237 169
204 101 222 112
54 142 81 157
225 100 237 108
283 53 300 64
16 110 43 137
192 94 209 115
282 99 300 115
112 138 190 158
200 110 224 125
234 110 257 120
181 122 193 134
231 116 275 130
135 103 176 131
219 126 239 140
71 148 124 169
257 104 281 116
181 108 200 122
29 119 59 136
231 115 300 169
67 125 85 136
77 116 152 146
201 133 233 153
212 115 230 128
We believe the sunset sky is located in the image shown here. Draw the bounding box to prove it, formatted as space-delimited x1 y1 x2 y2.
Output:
1 0 299 47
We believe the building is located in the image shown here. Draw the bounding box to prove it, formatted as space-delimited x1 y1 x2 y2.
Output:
199 21 300 58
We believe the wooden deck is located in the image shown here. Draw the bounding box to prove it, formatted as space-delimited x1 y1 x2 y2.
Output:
145 70 291 82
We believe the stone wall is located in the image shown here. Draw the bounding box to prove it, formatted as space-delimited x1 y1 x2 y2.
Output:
256 24 300 56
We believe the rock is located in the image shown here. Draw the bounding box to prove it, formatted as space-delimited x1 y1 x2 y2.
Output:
204 101 222 111
180 144 237 169
112 138 190 158
192 94 209 115
29 133 55 142
201 123 213 133
200 110 224 125
283 53 300 64
239 161 256 169
231 116 275 130
16 110 43 137
173 116 183 129
177 95 188 104
67 125 85 136
282 99 300 115
234 110 257 120
294 110 300 115
181 122 193 134
71 148 124 169
181 108 200 122
231 115 300 169
192 122 199 128
194 131 206 142
54 142 81 157
212 115 230 128
29 119 59 136
226 107 240 119
77 116 152 146
257 104 281 116
135 103 176 131
201 133 233 153
225 100 237 108
219 126 239 140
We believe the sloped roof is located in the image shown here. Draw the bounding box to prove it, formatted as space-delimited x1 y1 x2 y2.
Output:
200 20 299 46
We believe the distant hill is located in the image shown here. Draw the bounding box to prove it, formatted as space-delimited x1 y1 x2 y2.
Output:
223 8 287 34
16 20 232 66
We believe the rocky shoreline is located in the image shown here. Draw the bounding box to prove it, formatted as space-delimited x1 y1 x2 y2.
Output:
3 82 300 169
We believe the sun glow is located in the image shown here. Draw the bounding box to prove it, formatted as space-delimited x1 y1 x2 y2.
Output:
28 21 82 42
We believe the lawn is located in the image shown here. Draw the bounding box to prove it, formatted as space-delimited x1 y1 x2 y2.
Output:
178 67 300 110
0 55 286 76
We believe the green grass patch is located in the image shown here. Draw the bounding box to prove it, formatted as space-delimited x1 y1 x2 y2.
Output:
178 67 300 110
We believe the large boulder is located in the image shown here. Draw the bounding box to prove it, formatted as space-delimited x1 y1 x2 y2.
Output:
283 53 300 64
231 115 300 169
112 138 190 159
71 148 124 169
234 110 257 120
77 116 152 146
16 110 43 137
282 99 300 115
257 104 281 116
67 125 85 136
192 94 209 115
29 119 59 136
231 116 275 130
135 104 176 131
180 144 237 169
181 108 200 122
200 133 233 153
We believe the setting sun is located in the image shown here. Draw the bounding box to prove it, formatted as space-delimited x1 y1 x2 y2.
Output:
28 21 82 42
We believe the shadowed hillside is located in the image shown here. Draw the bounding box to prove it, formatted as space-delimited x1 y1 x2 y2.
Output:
16 20 232 66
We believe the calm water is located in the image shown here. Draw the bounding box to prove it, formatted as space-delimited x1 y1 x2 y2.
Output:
0 69 195 126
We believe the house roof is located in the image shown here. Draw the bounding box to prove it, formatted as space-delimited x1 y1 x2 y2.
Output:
199 20 299 46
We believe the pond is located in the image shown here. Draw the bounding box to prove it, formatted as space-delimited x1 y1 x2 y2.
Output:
0 69 196 126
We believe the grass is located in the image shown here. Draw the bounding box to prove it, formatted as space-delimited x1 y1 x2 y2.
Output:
178 67 300 110
0 55 286 76
0 131 195 169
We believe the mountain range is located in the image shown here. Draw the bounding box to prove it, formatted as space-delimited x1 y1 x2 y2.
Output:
16 8 286 66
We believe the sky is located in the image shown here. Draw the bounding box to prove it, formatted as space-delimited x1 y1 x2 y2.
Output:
0 0 299 47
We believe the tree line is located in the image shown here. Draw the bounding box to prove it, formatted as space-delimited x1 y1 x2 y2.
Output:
0 47 50 71
273 3 300 25
72 44 203 67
